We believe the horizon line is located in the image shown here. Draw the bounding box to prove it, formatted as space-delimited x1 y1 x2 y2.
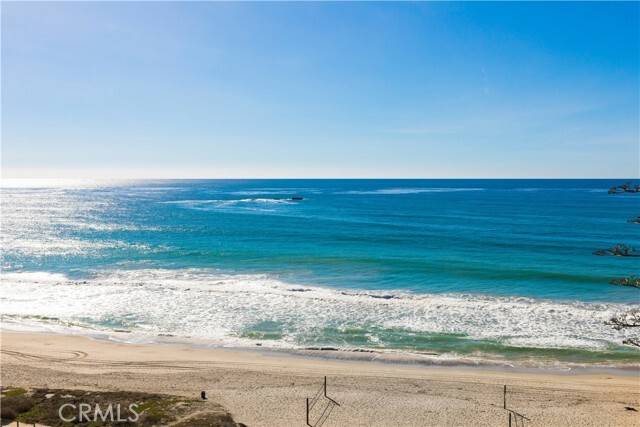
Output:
1 177 637 181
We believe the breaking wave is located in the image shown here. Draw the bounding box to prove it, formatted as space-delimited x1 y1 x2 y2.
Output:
2 270 638 369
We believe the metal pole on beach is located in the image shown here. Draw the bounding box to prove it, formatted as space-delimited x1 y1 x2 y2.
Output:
503 385 507 409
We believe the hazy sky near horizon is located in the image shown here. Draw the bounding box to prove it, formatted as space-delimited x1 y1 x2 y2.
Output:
2 1 638 179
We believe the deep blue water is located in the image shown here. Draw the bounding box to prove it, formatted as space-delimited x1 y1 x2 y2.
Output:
2 179 639 367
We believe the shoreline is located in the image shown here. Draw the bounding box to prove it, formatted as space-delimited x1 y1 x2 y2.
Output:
2 331 639 426
3 322 639 376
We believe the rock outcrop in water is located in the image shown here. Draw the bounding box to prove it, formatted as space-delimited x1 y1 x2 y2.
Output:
603 183 640 349
593 244 638 257
627 216 640 224
606 308 640 348
608 182 640 194
610 276 640 289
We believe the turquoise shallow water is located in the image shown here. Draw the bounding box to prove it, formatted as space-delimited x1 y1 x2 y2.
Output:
1 179 639 368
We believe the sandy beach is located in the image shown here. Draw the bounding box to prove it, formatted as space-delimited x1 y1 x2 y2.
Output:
1 332 638 426
4 0 639 425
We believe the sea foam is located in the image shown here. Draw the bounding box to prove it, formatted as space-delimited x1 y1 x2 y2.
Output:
1 270 636 368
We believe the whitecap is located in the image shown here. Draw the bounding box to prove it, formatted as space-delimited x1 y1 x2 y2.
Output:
1 269 636 369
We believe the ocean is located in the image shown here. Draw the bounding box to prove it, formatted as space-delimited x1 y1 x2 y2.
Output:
1 179 639 369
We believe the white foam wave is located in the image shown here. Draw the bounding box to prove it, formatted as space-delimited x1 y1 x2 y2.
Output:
338 188 485 195
163 198 293 205
1 270 636 363
160 198 295 213
231 191 302 196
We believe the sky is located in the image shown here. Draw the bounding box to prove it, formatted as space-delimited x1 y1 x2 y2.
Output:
2 1 638 179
